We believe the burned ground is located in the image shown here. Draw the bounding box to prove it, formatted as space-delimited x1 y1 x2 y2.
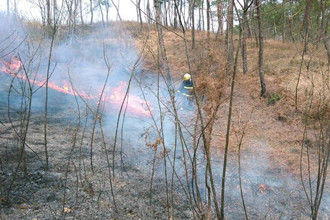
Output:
0 111 191 219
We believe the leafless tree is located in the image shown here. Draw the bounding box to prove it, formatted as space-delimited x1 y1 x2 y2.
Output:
320 0 329 67
255 0 266 96
216 0 223 37
206 0 211 38
226 0 234 76
7 0 10 14
79 0 84 24
90 0 94 24
43 5 61 170
146 0 152 24
190 0 196 48
288 0 295 42
136 0 143 26
302 0 311 54
237 0 253 74
300 71 329 220
154 0 173 85
221 9 242 218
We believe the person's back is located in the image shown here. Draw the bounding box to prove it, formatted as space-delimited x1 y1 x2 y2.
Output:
178 73 194 110
179 73 193 97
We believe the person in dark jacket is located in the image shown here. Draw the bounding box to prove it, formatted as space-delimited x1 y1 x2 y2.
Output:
178 73 194 110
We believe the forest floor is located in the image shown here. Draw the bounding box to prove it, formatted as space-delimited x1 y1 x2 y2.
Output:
130 22 330 217
130 22 329 177
0 114 191 219
0 22 329 219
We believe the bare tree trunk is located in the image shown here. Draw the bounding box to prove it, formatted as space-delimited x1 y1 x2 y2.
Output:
241 3 248 74
198 3 201 30
321 0 330 67
221 14 242 219
73 0 78 28
167 0 171 26
247 11 253 37
211 8 215 33
53 0 57 23
106 4 110 24
80 0 84 24
90 0 93 24
37 3 46 26
250 4 259 46
191 0 195 49
13 0 17 15
206 0 210 38
46 0 51 25
164 0 168 26
65 0 74 28
216 0 223 37
109 0 122 21
154 0 173 84
44 29 56 171
302 0 312 53
226 0 234 75
202 0 205 30
146 0 151 24
136 0 143 25
288 0 295 42
168 1 172 26
98 0 105 26
173 0 178 28
255 0 266 96
7 0 9 14
282 0 286 42
136 0 139 22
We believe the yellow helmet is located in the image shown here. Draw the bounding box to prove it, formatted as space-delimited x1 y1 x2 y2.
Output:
183 73 191 81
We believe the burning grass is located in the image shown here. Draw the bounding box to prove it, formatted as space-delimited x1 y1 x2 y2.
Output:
0 20 329 219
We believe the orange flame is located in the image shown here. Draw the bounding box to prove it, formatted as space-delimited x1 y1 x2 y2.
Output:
1 56 152 117
1 56 21 74
259 184 267 194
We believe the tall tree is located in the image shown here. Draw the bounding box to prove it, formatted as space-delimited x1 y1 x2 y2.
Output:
226 0 234 75
255 0 266 96
136 0 143 25
191 0 196 48
103 0 111 24
163 0 168 26
46 0 51 25
53 0 57 23
90 0 94 24
282 0 286 42
201 0 205 30
173 0 178 27
320 0 330 67
14 0 17 15
249 3 259 46
154 0 173 84
146 0 152 24
238 0 253 74
302 0 312 53
288 0 295 41
206 0 211 38
216 0 223 37
80 0 84 24
7 0 10 14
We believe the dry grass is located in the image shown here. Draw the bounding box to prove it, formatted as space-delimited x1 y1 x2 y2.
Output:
126 23 329 178
1 21 328 218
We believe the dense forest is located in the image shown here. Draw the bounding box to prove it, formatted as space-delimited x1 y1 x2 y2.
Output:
0 0 329 219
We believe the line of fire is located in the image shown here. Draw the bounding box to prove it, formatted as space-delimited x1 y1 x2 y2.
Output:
1 55 152 117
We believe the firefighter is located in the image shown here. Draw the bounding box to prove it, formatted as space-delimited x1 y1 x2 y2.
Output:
178 73 194 110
